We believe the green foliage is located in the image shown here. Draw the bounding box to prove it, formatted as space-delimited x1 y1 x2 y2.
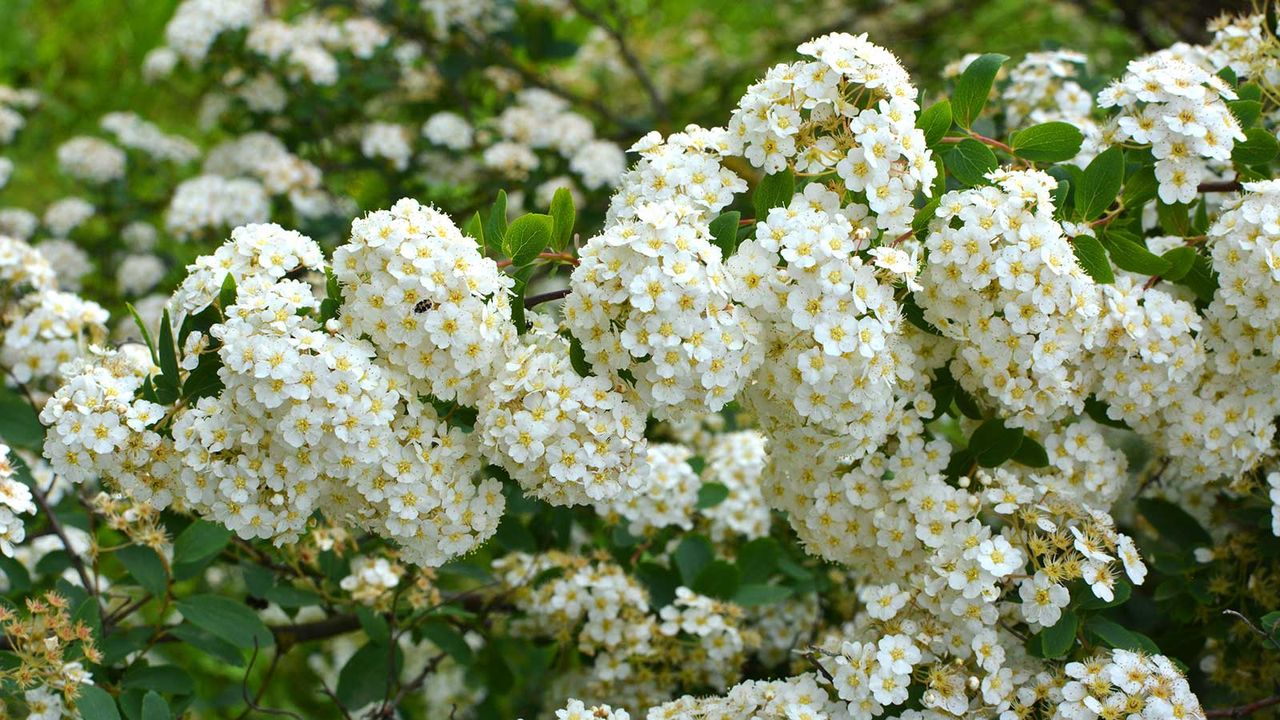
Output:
950 53 1008 129
753 168 795 219
1010 121 1083 163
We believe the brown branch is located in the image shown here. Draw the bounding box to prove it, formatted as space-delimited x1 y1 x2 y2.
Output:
1206 695 1280 718
1199 180 1243 193
524 288 571 308
28 477 101 621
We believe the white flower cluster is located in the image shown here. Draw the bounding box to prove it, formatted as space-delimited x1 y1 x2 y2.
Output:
648 674 846 719
552 700 630 720
1001 50 1103 165
0 157 11 191
1060 650 1204 720
565 127 760 420
730 184 914 459
43 223 505 567
165 175 271 239
494 552 656 679
162 0 262 63
657 586 751 690
339 555 403 606
0 444 36 557
100 112 199 164
116 254 166 298
1099 52 1244 204
493 89 626 190
361 122 414 171
727 32 936 237
246 12 391 86
334 197 514 405
0 85 39 146
36 239 93 292
919 169 1101 426
597 443 697 534
698 430 771 542
478 320 649 507
422 111 473 151
42 198 94 238
0 236 108 392
202 133 329 217
55 136 127 185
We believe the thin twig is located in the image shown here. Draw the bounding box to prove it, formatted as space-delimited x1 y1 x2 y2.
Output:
566 0 668 123
236 638 300 720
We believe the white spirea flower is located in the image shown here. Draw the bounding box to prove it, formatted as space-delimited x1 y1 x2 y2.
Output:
163 0 262 62
55 136 127 185
334 197 515 406
564 126 760 420
727 32 936 237
0 444 37 557
422 112 474 151
361 122 413 171
597 443 696 534
647 674 847 719
553 699 630 720
100 112 199 164
1060 650 1205 720
165 175 271 240
116 254 167 297
43 198 95 237
699 430 771 542
478 319 648 507
36 238 93 292
1099 51 1244 204
919 169 1102 426
339 556 403 605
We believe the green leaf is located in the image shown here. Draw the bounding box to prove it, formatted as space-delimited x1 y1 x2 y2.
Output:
709 211 742 258
1232 127 1279 166
126 302 159 366
165 623 244 666
116 545 168 598
1100 232 1172 276
945 138 998 187
218 273 237 310
175 594 273 650
1156 201 1191 237
691 560 741 601
1137 498 1211 546
1085 616 1160 654
951 53 1009 129
917 100 953 148
1075 579 1132 610
1262 611 1280 636
356 605 389 646
154 308 180 404
1011 436 1049 468
1070 235 1114 284
1160 246 1197 281
1010 121 1083 163
696 482 729 509
122 665 194 695
567 332 592 377
172 521 232 567
0 385 45 451
1228 99 1262 129
674 535 714 586
503 213 554 267
482 190 509 255
336 641 399 709
141 692 170 720
1075 147 1124 221
76 686 122 720
733 583 794 607
737 537 781 584
753 169 795 219
1121 165 1159 209
549 187 576 252
462 211 485 249
1040 612 1078 658
968 419 1024 468
421 620 474 664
